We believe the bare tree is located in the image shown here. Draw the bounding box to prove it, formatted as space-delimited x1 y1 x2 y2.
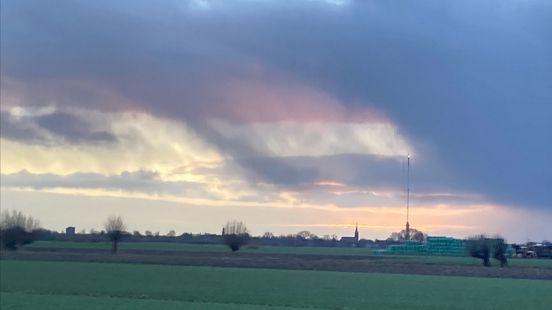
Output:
0 210 41 250
297 230 317 240
222 220 249 252
387 228 427 242
104 215 126 254
0 210 40 232
167 230 176 237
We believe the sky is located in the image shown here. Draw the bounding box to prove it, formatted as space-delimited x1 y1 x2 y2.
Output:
1 0 551 242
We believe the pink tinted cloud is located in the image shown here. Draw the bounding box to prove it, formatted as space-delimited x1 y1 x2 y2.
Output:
3 60 389 126
214 77 388 123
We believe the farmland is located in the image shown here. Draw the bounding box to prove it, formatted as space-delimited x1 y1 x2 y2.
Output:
2 260 552 310
2 241 552 309
25 240 552 269
26 240 375 256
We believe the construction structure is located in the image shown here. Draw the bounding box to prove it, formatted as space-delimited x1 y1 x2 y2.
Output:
386 236 467 256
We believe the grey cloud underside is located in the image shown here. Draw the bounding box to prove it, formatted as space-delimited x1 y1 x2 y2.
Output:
0 110 116 145
236 154 463 193
0 112 40 142
1 159 482 208
0 170 208 198
36 112 116 143
1 0 551 209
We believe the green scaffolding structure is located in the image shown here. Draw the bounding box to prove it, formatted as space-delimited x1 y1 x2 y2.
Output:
386 236 466 256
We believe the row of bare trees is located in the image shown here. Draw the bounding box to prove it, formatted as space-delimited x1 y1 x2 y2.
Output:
0 211 320 254
1 214 180 254
104 217 251 253
1 210 510 265
104 216 251 253
0 210 127 253
0 210 41 250
105 216 253 253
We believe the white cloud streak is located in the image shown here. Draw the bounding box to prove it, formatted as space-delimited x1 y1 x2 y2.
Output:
209 119 412 158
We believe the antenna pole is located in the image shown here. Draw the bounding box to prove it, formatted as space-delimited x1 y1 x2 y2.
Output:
407 154 410 223
406 154 410 241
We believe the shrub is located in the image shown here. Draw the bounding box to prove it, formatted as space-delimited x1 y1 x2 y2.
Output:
467 235 491 266
492 238 508 267
0 226 33 250
467 235 508 267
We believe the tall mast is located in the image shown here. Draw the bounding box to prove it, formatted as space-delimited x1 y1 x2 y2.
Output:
407 154 410 223
406 154 411 241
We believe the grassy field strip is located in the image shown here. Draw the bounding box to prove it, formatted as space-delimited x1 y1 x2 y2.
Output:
2 260 552 310
26 241 552 268
27 241 375 256
398 255 552 268
0 292 318 310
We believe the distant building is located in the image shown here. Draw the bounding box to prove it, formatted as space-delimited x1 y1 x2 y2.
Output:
65 226 76 236
340 224 359 247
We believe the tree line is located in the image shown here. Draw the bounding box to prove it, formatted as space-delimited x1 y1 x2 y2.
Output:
0 209 511 266
0 210 250 253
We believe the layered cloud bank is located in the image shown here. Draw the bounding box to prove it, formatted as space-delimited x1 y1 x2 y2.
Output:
2 103 549 241
1 0 551 241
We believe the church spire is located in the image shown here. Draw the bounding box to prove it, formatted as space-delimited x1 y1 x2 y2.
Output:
354 223 359 242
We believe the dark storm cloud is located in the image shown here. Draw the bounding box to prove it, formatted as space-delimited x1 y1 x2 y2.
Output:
1 0 551 209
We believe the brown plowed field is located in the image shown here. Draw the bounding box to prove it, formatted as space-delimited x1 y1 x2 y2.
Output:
2 247 552 280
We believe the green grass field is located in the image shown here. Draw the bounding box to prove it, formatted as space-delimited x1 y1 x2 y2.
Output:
26 240 552 268
401 254 552 268
1 260 551 310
